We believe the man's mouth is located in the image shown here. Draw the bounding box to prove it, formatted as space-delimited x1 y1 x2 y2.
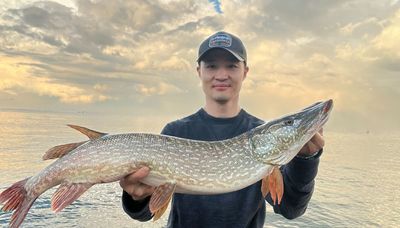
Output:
213 84 230 91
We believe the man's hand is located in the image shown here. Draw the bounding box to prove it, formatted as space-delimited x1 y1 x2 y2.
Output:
120 166 155 201
298 128 324 156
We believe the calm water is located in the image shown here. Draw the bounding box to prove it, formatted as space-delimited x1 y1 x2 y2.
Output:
0 110 399 228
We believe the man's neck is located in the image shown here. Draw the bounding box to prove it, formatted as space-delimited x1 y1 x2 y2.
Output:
203 101 241 118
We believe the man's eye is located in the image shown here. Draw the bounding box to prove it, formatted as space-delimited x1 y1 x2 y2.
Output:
206 64 216 68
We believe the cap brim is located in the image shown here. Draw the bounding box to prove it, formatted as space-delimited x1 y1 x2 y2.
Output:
197 47 244 62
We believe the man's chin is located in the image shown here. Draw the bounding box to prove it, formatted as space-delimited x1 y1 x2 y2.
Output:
213 96 230 104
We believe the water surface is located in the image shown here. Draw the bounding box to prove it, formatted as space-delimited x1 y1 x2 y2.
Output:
0 111 399 227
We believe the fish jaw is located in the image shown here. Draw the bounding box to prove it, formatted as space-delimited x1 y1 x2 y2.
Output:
249 99 333 165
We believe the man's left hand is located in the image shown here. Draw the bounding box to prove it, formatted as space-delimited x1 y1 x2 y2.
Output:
298 128 324 156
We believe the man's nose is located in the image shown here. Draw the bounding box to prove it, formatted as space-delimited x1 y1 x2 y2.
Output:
215 67 229 80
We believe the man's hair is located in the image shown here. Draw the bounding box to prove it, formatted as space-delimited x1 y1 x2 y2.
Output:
198 49 247 67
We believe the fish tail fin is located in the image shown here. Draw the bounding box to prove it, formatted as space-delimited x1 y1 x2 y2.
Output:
0 177 37 228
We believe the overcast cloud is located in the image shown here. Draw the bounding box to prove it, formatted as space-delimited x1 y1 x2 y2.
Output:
0 0 399 132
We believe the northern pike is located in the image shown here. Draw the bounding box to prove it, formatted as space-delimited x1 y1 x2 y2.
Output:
0 99 333 228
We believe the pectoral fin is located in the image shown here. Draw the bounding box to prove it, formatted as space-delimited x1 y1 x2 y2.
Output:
149 182 176 221
268 166 284 205
261 175 269 198
261 166 284 205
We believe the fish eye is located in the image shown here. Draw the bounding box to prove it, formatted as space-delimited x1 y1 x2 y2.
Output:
284 119 294 126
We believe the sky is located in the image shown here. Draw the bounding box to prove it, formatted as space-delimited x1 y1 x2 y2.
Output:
0 0 399 133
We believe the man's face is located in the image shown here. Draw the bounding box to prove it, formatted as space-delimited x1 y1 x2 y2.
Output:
197 49 249 104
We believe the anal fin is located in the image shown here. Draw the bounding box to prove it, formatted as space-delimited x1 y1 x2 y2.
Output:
149 182 176 221
51 182 93 213
43 141 87 160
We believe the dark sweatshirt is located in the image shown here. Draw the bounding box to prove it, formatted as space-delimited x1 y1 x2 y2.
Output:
122 109 321 228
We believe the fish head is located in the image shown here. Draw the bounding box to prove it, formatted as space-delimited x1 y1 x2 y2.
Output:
249 99 333 165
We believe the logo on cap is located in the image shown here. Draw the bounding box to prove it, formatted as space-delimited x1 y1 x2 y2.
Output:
209 34 232 48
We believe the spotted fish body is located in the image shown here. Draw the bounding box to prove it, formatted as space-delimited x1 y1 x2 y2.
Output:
0 100 333 228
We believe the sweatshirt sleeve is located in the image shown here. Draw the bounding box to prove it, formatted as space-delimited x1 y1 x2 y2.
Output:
121 191 153 221
121 124 174 221
266 149 323 219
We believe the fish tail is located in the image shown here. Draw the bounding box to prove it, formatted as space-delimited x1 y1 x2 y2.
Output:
0 177 37 228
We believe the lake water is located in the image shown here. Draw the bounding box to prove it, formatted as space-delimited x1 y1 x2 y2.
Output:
0 110 399 228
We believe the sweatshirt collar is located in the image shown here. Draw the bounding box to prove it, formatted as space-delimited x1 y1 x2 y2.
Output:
198 108 246 124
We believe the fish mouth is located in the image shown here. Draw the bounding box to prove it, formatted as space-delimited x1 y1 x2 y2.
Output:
319 99 333 127
302 99 332 114
302 101 322 111
302 99 333 137
323 99 333 114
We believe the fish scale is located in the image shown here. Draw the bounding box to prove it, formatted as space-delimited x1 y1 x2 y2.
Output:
0 99 333 228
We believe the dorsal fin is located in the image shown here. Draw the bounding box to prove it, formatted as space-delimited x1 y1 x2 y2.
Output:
67 124 107 140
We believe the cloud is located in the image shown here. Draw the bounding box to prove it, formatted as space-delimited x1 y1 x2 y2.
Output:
93 83 108 92
134 82 184 96
0 0 221 74
0 55 110 103
339 17 382 37
335 8 400 70
0 0 399 132
370 10 400 57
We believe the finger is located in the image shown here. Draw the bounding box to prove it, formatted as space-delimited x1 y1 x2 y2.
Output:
318 128 324 136
120 183 133 194
120 181 154 198
299 138 317 154
307 141 319 153
298 143 309 154
119 178 140 192
124 166 151 183
310 132 324 148
131 185 155 201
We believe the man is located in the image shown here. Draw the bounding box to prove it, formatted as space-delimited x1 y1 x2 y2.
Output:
120 31 324 227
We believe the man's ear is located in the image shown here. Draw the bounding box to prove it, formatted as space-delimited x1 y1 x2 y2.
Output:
243 65 249 80
196 64 201 78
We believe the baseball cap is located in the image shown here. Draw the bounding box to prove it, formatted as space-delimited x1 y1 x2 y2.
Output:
197 31 247 62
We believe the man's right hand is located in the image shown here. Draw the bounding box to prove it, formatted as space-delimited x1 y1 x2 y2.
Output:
120 166 155 201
